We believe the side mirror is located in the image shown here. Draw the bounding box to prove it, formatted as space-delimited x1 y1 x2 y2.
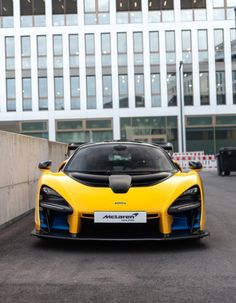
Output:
38 160 52 170
189 161 202 170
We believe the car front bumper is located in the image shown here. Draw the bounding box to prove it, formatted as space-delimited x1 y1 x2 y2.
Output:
31 229 209 241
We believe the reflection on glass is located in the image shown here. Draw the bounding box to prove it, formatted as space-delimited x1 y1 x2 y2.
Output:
6 78 16 111
103 75 112 108
84 0 110 24
87 76 96 109
200 72 209 105
70 76 80 109
69 34 79 68
21 36 31 69
38 77 48 110
167 73 177 106
5 37 15 70
101 33 111 66
37 35 47 69
214 29 224 62
133 32 143 66
135 74 145 107
53 35 63 68
151 74 161 107
117 33 127 66
54 77 64 110
119 75 128 108
183 73 193 106
216 71 226 105
22 78 32 111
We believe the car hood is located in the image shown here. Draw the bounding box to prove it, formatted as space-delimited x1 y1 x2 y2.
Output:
40 171 201 213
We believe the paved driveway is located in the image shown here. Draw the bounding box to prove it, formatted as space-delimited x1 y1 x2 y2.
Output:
0 172 236 303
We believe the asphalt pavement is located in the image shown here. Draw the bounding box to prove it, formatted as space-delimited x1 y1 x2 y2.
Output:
0 171 236 303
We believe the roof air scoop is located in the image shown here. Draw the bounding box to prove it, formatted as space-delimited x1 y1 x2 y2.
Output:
109 175 132 194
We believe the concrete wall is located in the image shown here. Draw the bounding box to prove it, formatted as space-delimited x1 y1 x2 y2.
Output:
0 130 67 227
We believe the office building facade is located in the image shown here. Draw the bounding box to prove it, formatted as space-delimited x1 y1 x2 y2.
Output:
0 0 235 153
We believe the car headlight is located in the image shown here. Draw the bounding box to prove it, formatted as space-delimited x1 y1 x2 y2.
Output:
168 186 201 214
40 186 73 214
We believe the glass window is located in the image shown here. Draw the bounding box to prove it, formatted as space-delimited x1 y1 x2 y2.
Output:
213 0 235 20
52 0 77 14
183 73 193 106
69 34 79 68
151 74 161 107
119 75 128 108
187 116 212 126
57 120 83 129
6 78 16 111
85 34 95 67
22 78 32 111
20 0 45 27
198 30 208 50
86 119 111 129
133 32 143 66
232 71 236 105
149 32 159 65
216 115 236 125
167 73 177 106
21 36 31 69
135 74 145 107
181 0 206 21
198 30 208 63
52 0 77 26
200 72 209 105
65 143 175 173
70 76 80 110
102 75 112 108
216 71 226 105
166 31 176 64
0 0 13 16
166 31 175 52
86 76 96 109
37 35 47 69
186 127 214 154
84 0 110 24
231 29 236 62
148 0 174 22
38 77 48 110
53 35 63 68
101 33 111 66
215 29 224 62
182 30 192 64
117 33 127 66
0 0 13 27
181 0 206 9
5 37 15 70
116 0 142 23
54 77 64 110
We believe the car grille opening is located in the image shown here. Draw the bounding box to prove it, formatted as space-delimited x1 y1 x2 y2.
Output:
79 217 161 239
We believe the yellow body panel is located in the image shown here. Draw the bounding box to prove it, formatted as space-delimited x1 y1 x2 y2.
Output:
35 169 205 236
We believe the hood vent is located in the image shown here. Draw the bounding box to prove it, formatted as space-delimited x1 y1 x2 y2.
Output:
68 172 172 192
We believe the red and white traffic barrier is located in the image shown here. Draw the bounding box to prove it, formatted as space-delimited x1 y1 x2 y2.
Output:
173 152 217 170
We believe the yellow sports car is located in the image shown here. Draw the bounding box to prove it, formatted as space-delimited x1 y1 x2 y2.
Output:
32 142 209 241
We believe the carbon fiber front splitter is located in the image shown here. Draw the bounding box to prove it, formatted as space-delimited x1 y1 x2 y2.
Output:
31 229 209 241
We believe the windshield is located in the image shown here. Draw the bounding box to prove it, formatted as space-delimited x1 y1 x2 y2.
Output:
64 143 176 174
